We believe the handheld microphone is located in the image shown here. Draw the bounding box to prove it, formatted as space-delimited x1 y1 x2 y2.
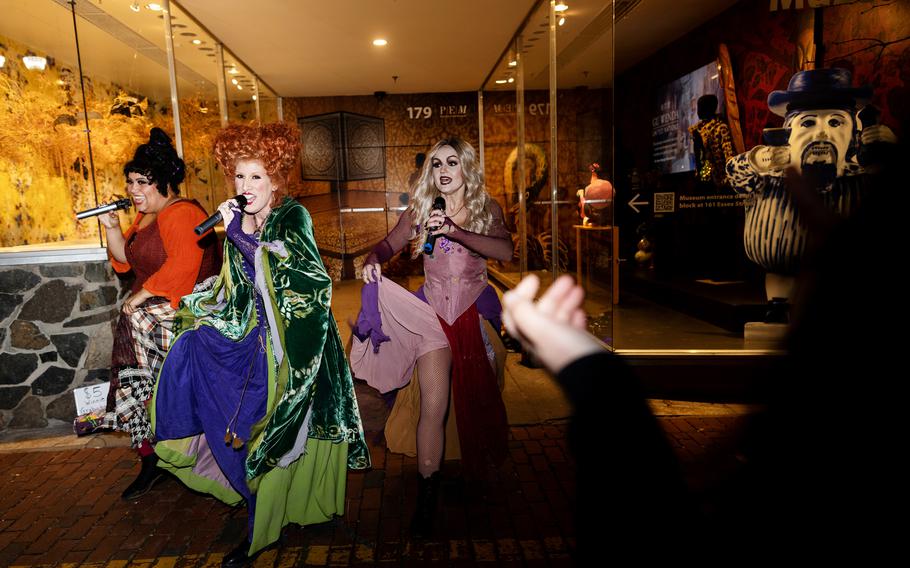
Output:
422 197 447 255
194 194 248 236
76 198 132 220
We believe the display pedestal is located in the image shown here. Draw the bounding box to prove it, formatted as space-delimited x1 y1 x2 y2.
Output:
744 321 788 349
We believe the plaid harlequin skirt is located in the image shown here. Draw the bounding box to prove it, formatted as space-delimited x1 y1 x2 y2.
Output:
101 297 175 448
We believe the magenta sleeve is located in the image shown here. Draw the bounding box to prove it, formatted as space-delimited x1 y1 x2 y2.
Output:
365 209 415 265
446 200 513 261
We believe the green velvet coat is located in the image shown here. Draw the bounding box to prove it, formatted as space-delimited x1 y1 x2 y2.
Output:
173 197 368 478
152 199 369 555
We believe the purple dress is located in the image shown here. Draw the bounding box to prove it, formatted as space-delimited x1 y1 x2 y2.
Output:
154 217 270 536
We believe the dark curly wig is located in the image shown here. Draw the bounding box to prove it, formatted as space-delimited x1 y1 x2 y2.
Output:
213 122 300 204
123 128 185 197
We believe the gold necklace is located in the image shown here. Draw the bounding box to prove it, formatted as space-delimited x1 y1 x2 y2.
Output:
446 202 466 218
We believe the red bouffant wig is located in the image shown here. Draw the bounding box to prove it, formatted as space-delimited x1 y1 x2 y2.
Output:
213 122 300 203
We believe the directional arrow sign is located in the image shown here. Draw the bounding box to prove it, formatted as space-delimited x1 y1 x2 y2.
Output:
627 193 649 214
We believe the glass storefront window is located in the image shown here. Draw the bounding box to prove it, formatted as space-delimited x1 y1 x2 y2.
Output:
521 1 558 284
0 0 274 256
0 0 174 252
481 39 525 282
168 1 227 215
222 50 257 123
258 82 280 124
554 1 615 347
613 0 758 350
485 0 616 348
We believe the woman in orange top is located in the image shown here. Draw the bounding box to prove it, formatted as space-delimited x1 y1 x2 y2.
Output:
92 128 220 500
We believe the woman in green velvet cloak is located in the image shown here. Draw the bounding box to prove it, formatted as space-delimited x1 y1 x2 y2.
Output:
151 123 369 568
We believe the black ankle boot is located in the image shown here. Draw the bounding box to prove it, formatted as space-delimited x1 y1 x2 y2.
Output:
221 540 252 568
410 471 442 538
121 453 164 500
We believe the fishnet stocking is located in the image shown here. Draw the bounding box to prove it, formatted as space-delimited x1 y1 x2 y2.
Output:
416 347 452 477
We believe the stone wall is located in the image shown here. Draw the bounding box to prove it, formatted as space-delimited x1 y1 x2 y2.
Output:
0 261 124 431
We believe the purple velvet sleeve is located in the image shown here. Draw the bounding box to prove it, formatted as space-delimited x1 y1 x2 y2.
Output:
225 212 259 266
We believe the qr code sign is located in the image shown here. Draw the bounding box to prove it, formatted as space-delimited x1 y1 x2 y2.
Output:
654 192 675 213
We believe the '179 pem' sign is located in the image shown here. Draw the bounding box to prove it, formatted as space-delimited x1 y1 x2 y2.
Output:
407 105 472 119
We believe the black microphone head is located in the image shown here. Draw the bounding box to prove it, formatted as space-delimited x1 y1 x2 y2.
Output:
433 196 446 210
234 194 248 208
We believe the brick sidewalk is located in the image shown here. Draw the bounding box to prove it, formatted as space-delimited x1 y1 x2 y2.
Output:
0 417 744 567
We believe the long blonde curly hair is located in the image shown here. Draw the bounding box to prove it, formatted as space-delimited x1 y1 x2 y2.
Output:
409 137 493 258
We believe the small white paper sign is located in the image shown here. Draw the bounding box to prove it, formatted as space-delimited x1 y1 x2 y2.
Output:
73 382 110 416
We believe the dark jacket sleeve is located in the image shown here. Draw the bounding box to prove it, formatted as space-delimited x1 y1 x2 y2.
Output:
556 352 695 550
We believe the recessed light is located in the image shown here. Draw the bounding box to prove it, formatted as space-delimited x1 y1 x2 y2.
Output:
237 85 243 90
192 39 202 45
509 60 517 67
558 16 566 26
508 77 514 83
495 79 507 84
130 2 140 12
22 55 47 70
229 67 239 74
555 3 569 12
0 55 5 68
146 3 163 11
231 78 238 85
372 38 388 47
252 95 258 101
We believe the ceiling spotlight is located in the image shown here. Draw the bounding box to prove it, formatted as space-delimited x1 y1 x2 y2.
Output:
495 79 508 84
555 3 569 12
237 85 243 90
372 38 388 47
22 55 47 70
130 2 140 12
508 77 514 84
252 95 258 101
146 3 163 11
558 16 566 26
231 78 238 85
192 39 202 45
509 60 517 67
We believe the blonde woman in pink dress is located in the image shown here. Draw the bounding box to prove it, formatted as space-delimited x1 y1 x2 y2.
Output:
350 137 512 537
